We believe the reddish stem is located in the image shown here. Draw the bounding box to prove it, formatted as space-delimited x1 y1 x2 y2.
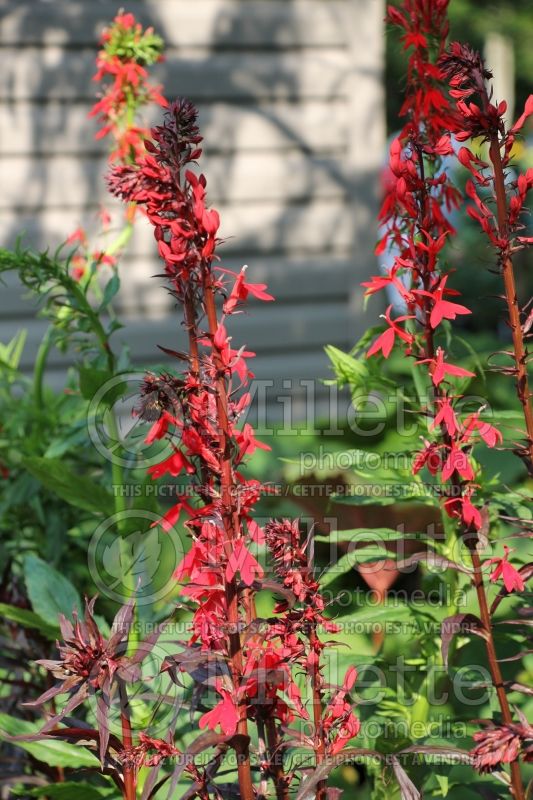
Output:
202 268 255 800
467 539 525 799
309 626 326 800
265 716 290 800
488 136 533 475
415 150 525 800
120 683 136 800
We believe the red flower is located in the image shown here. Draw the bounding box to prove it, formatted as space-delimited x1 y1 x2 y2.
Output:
199 682 240 736
461 493 482 530
430 398 459 437
441 443 474 482
367 305 415 358
152 500 194 532
485 546 525 593
419 347 475 387
415 274 471 329
138 733 180 767
413 440 441 476
235 423 271 462
463 412 502 448
144 410 175 444
66 226 87 247
471 721 532 772
225 539 264 587
222 266 274 314
147 448 194 479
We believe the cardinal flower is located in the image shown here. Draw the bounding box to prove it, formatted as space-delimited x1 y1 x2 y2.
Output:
463 412 502 448
471 720 533 773
147 448 194 479
461 492 483 530
222 266 274 314
199 681 240 736
430 398 460 437
367 305 415 359
419 347 475 387
225 539 264 586
441 443 475 482
485 546 525 593
138 733 180 767
323 666 360 755
151 499 194 532
235 423 271 462
415 274 471 329
412 440 442 475
144 410 175 444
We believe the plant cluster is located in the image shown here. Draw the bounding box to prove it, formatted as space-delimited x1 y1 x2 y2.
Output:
0 4 531 800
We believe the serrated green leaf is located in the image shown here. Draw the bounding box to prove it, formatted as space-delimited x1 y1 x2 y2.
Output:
22 456 114 515
0 714 99 768
24 554 82 623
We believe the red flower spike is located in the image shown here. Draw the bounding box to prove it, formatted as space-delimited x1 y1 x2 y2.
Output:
90 13 166 164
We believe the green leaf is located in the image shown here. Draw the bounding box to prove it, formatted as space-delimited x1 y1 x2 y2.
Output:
335 449 414 481
333 483 438 507
44 423 90 459
0 329 28 369
0 602 58 639
315 527 426 544
324 345 369 388
24 555 82 623
11 782 117 799
334 603 412 625
0 714 99 768
79 366 127 407
78 366 113 401
436 773 449 797
100 272 120 310
320 546 392 588
22 456 114 515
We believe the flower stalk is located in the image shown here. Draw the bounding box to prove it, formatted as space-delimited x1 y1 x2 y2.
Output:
366 3 528 795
